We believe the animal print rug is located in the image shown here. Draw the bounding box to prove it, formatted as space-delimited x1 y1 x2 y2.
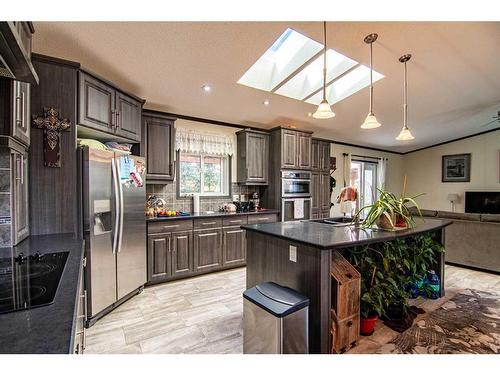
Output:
378 289 500 354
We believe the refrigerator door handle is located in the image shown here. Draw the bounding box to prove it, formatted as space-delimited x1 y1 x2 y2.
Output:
111 158 120 254
116 157 125 253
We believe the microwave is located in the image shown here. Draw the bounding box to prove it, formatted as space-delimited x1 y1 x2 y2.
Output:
281 170 311 198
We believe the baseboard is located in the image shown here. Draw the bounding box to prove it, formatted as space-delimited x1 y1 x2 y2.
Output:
445 261 500 276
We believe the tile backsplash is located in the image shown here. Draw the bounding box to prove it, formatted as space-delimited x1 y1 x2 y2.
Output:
146 183 264 213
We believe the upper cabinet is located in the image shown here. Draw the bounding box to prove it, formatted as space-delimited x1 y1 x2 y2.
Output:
236 129 269 185
272 127 312 170
78 71 142 142
0 79 31 146
141 110 176 183
312 138 330 173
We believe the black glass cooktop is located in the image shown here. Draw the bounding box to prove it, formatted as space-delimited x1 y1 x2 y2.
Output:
0 251 69 315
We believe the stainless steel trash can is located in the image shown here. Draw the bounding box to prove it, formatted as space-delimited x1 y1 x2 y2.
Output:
243 282 309 354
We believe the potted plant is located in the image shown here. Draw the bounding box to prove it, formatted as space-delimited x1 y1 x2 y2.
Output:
355 179 424 230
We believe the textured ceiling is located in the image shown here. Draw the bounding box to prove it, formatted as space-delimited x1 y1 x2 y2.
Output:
32 22 500 152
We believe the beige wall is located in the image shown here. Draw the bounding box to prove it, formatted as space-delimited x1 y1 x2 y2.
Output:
330 143 404 217
402 129 500 212
174 119 239 182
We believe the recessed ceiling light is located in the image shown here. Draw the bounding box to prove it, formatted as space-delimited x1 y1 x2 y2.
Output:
307 112 313 117
201 84 212 92
263 99 270 106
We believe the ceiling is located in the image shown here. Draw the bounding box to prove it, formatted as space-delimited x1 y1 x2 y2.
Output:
32 22 500 153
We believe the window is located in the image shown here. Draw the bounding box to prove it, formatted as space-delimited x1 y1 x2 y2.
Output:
237 28 384 105
350 160 377 217
179 152 230 197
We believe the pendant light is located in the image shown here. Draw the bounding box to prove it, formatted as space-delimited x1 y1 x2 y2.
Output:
396 54 415 141
361 33 381 129
313 21 335 119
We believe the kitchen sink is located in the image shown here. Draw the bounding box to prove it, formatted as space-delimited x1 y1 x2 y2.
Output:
306 216 360 227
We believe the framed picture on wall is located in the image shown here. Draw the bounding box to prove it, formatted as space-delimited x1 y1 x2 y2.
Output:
442 153 471 182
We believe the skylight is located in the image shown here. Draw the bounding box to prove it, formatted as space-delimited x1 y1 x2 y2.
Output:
237 28 384 106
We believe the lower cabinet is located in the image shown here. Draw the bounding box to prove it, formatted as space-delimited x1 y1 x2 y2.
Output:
147 233 171 283
222 226 246 266
146 213 278 284
171 231 193 277
193 228 223 272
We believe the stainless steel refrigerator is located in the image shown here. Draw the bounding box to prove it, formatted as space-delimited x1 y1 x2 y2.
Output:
79 147 146 324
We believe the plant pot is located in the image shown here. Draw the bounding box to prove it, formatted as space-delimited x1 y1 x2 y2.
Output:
395 214 407 228
376 214 394 230
360 315 378 336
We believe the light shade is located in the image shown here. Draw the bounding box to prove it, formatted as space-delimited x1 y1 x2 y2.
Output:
395 127 414 141
360 113 381 129
312 99 335 119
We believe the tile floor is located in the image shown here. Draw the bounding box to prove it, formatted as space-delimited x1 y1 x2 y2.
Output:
85 265 500 354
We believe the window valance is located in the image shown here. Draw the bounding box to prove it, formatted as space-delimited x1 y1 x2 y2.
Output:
175 128 234 156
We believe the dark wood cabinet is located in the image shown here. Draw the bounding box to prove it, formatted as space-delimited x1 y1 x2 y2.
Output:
281 130 298 169
78 71 142 142
311 172 321 211
147 233 171 283
142 111 175 183
311 172 331 218
193 228 222 272
312 138 330 173
171 230 193 277
311 139 320 170
146 213 276 284
297 132 312 169
78 72 115 133
12 148 29 244
273 128 312 170
319 141 330 172
320 173 331 211
0 79 31 146
236 129 269 185
222 226 246 266
115 92 142 141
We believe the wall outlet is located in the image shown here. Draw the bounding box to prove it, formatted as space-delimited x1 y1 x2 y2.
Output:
232 194 240 202
289 245 297 262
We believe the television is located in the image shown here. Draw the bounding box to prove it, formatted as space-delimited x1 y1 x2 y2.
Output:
465 191 500 214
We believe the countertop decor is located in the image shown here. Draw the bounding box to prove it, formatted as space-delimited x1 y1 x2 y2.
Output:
147 209 280 222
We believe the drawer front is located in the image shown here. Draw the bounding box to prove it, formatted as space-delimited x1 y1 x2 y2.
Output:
247 213 278 224
332 314 359 353
222 215 248 227
194 217 223 229
148 219 193 234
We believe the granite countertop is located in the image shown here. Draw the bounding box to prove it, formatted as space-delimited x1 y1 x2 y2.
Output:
242 218 453 249
0 234 84 354
146 209 280 222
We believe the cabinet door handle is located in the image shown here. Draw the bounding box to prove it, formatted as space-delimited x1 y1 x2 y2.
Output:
347 320 353 327
115 111 120 128
228 220 241 224
162 224 180 230
111 110 116 127
20 155 24 185
168 236 171 253
20 91 25 129
201 221 217 225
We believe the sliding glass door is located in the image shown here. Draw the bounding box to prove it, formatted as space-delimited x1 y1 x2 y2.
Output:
350 160 377 217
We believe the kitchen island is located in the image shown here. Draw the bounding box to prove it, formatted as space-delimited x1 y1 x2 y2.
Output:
242 218 452 354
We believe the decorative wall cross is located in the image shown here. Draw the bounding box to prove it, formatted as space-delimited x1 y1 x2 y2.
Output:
32 107 71 168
